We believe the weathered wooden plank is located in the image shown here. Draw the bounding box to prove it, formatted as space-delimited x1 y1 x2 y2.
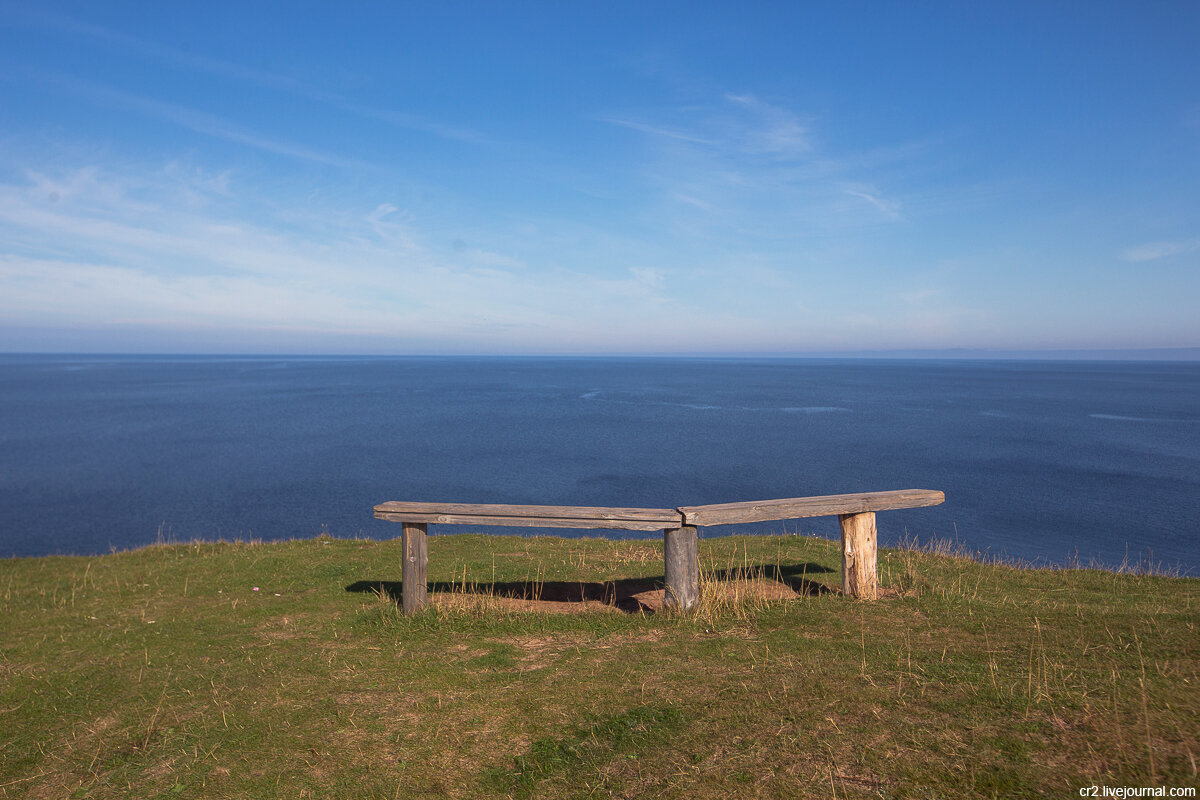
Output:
678 489 944 527
838 512 878 600
375 501 681 531
376 512 675 530
663 526 700 612
401 522 428 614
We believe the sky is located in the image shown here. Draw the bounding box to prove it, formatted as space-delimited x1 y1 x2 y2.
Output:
0 2 1198 356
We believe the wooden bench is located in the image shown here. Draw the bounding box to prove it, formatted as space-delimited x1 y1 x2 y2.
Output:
373 489 945 613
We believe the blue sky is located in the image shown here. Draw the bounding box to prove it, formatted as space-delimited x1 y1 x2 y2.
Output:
1 2 1197 355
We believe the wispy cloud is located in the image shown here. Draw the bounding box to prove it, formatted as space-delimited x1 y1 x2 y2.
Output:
33 71 370 169
671 192 713 211
0 157 1033 353
723 94 810 156
1121 238 1200 262
9 6 484 144
628 266 665 290
0 163 690 351
899 287 945 305
10 6 303 91
598 93 908 241
366 203 400 223
600 117 717 145
603 94 809 158
842 185 903 220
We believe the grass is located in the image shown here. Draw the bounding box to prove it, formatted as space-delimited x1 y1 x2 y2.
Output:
0 531 1197 799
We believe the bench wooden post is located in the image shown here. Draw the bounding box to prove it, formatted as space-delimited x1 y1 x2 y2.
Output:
663 526 699 611
838 511 878 600
401 522 428 614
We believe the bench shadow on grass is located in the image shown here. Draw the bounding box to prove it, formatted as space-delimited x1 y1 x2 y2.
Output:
346 562 834 614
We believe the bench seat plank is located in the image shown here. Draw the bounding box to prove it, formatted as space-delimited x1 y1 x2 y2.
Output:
679 489 945 527
374 501 682 531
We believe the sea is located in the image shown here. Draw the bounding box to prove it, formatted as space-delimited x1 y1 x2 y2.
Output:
1 355 1197 572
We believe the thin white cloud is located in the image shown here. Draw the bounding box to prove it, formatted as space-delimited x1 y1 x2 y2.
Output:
461 248 525 270
1121 239 1200 262
35 71 370 169
723 94 810 156
334 102 483 144
600 117 717 145
0 254 394 330
161 162 233 201
10 6 484 144
366 203 401 224
629 266 665 289
899 287 944 305
0 163 691 350
671 192 713 211
843 186 903 220
12 6 302 91
603 94 810 158
597 93 911 243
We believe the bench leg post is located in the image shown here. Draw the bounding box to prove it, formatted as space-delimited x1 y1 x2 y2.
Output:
838 511 878 600
663 525 700 612
401 522 428 614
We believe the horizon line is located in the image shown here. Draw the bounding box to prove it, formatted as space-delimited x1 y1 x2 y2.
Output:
3 347 1199 362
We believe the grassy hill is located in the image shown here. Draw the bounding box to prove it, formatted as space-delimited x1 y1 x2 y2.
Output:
1 532 1196 799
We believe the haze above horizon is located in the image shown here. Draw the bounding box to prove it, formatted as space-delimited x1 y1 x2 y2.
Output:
1 2 1197 356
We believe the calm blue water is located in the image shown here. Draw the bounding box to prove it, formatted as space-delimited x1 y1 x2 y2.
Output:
1 355 1197 571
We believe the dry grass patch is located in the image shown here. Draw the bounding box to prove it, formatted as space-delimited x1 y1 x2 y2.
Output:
432 592 624 616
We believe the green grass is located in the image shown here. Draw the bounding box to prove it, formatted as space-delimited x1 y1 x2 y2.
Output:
0 532 1196 799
